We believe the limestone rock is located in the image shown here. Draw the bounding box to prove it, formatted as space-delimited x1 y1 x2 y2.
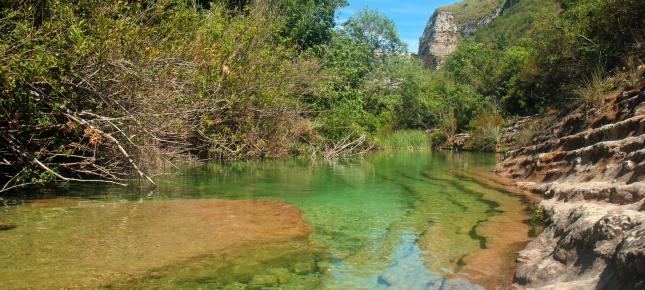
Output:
497 74 645 289
418 0 517 69
418 10 458 69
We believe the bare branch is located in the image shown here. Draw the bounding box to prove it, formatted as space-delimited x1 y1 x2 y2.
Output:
32 158 127 187
64 113 157 186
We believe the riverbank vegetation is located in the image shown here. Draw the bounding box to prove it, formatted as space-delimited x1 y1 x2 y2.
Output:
0 0 433 190
379 130 430 150
432 0 644 149
1 0 643 191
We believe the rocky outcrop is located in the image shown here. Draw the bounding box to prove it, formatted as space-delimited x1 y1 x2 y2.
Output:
496 73 645 289
418 0 517 68
418 10 459 69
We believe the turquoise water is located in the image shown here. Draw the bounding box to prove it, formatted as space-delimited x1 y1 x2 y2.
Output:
0 150 531 289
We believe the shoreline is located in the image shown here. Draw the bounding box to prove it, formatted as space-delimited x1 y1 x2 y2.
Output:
449 168 544 289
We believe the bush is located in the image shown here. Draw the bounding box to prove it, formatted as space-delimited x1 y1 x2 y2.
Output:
575 69 613 113
0 0 333 189
512 115 553 148
429 130 448 147
529 204 552 237
441 0 644 117
468 111 504 152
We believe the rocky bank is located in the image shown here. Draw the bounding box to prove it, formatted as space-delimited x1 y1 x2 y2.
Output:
495 74 645 289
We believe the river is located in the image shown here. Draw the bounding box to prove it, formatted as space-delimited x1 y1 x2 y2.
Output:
0 150 534 289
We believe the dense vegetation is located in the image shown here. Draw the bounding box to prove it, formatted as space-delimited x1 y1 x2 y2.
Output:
1 0 643 191
0 0 432 190
432 0 644 149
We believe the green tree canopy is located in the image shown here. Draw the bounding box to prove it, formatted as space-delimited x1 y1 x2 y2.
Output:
341 7 406 54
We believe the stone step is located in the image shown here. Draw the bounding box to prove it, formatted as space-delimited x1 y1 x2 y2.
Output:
498 135 644 183
506 114 644 160
534 181 645 205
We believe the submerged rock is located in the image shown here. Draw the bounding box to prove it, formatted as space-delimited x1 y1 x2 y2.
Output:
267 267 292 284
222 282 246 290
0 199 316 289
291 261 314 274
248 274 278 289
0 224 16 231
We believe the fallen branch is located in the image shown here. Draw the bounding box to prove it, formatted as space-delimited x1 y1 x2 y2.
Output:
322 134 370 160
33 158 127 187
64 112 157 186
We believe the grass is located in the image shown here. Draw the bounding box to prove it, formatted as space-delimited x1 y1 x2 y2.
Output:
575 69 612 112
471 0 560 44
440 0 505 24
379 130 430 150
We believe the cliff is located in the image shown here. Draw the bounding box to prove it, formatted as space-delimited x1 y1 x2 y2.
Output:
418 10 459 69
495 71 645 289
418 0 515 68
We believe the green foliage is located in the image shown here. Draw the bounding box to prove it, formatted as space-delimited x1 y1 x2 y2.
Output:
341 7 407 54
440 0 644 118
425 0 644 153
0 0 342 188
445 41 505 98
429 130 448 147
366 56 429 128
506 0 645 113
379 130 429 150
468 111 504 152
312 13 416 143
529 204 552 236
440 0 505 25
576 69 612 112
276 0 348 50
312 32 374 141
560 0 645 70
471 0 560 45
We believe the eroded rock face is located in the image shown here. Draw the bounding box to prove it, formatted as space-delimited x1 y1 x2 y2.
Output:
496 75 645 289
418 10 459 69
514 201 645 290
418 0 516 68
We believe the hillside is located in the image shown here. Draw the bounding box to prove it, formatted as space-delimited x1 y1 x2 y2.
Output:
470 0 560 44
439 0 505 35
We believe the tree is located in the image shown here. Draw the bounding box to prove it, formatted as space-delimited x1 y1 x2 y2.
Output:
278 0 348 50
341 7 406 54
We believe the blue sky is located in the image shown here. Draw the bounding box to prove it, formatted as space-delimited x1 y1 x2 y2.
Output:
337 0 460 53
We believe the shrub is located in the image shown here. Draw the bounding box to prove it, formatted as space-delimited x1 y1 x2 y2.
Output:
529 204 552 237
0 0 330 189
429 130 448 147
468 111 504 152
575 69 612 113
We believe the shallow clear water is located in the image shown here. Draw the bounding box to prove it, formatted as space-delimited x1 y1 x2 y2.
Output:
0 150 532 289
